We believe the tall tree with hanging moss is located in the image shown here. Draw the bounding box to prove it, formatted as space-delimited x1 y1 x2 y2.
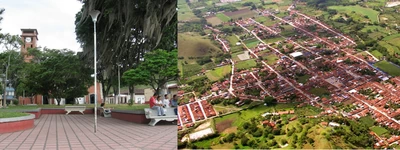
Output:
75 0 177 101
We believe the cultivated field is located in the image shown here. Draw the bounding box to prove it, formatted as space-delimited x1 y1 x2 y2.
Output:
216 13 231 22
178 0 200 22
206 16 223 26
223 8 257 20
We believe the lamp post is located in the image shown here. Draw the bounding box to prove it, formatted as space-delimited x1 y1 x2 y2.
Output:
2 54 11 108
90 10 100 133
117 63 122 104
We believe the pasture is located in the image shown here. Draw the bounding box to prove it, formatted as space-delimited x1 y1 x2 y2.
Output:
235 59 257 70
178 33 222 58
327 6 379 23
216 13 231 22
374 60 400 76
205 65 232 82
206 16 223 26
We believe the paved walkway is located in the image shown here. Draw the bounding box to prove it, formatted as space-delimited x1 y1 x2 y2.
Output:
0 115 177 150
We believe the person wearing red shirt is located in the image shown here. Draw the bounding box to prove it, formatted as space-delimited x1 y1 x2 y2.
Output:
149 93 165 116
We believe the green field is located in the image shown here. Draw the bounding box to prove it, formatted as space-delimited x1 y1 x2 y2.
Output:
378 41 400 55
370 126 388 136
235 59 257 70
374 60 400 76
310 87 330 98
205 65 232 82
206 16 223 26
182 63 203 77
177 0 199 21
297 74 311 84
244 38 260 48
370 50 383 59
361 25 397 35
216 13 231 22
328 6 379 23
178 33 222 58
0 112 30 118
263 54 279 65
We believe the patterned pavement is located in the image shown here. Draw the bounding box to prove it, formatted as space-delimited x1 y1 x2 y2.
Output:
0 115 177 150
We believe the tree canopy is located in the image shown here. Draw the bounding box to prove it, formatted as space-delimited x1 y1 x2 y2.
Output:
75 0 177 100
123 49 178 94
21 48 92 105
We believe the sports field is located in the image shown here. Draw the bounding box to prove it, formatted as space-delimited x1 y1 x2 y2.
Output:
374 60 400 76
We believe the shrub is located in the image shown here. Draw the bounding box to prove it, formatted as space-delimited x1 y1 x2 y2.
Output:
12 100 19 106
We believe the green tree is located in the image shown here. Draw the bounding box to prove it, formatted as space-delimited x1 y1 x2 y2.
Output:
123 49 178 94
22 48 92 105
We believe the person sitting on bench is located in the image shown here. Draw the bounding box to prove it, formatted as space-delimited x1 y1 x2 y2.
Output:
100 103 112 116
149 94 166 116
171 94 178 115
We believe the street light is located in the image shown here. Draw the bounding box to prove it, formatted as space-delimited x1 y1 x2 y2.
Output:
117 63 122 104
90 9 100 133
2 54 11 108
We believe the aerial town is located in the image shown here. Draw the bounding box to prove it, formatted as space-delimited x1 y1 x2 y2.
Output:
178 0 400 149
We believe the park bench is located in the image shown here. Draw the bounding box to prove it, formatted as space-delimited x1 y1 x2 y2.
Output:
144 107 177 126
65 106 86 115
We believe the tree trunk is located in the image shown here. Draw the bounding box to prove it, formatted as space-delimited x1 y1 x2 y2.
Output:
56 98 61 106
129 85 134 104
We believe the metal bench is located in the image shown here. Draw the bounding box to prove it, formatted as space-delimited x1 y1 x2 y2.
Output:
144 108 177 126
65 106 86 115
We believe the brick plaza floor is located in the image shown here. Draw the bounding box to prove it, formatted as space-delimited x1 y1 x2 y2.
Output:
0 115 177 150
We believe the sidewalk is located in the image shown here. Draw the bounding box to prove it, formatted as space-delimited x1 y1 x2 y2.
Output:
0 114 177 150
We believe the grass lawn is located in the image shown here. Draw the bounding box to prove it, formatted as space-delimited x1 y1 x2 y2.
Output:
205 65 232 82
297 74 311 84
370 50 383 59
0 112 30 118
243 38 260 49
216 13 231 22
374 60 400 76
263 54 279 65
235 59 257 70
5 105 39 110
328 6 379 23
359 116 375 127
370 126 388 136
309 87 330 98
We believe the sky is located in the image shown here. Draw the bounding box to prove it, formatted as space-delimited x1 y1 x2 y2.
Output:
0 0 83 52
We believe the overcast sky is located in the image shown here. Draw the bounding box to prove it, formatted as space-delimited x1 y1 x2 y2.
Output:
0 0 83 52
